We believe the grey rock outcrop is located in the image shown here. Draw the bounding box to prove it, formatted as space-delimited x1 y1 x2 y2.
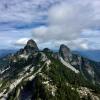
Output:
59 44 72 62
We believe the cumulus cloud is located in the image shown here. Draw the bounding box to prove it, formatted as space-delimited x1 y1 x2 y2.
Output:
0 0 61 23
0 0 100 50
32 0 100 50
14 38 30 46
14 37 40 47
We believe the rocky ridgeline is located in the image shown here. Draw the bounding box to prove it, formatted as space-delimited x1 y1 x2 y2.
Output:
0 39 100 100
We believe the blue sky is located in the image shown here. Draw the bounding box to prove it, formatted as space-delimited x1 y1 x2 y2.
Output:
0 0 100 50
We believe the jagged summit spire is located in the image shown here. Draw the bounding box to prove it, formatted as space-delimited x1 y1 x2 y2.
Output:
24 39 39 52
60 44 70 52
26 39 37 47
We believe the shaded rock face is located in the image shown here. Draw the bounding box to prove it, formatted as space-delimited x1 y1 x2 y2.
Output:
43 48 51 53
24 39 39 53
59 44 72 62
26 39 38 48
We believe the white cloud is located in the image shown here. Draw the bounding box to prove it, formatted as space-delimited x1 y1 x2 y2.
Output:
32 0 100 50
33 26 48 40
14 37 40 47
80 43 89 50
82 29 100 37
15 38 30 46
0 0 61 23
0 0 100 50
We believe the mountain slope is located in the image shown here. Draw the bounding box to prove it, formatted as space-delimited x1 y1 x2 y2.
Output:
0 39 100 100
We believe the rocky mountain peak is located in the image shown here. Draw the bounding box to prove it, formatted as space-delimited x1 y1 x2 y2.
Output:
43 48 51 53
26 39 37 48
60 44 70 52
24 39 39 52
59 44 72 62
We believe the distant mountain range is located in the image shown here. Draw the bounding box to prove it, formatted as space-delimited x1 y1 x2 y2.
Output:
0 39 100 100
0 49 17 58
74 50 100 62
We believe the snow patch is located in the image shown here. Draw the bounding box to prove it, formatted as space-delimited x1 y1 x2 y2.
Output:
0 66 10 74
19 54 29 60
60 57 79 73
40 52 47 61
28 67 43 81
46 60 51 66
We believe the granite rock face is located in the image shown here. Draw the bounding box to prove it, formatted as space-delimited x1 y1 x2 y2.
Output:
24 39 39 53
59 44 72 62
